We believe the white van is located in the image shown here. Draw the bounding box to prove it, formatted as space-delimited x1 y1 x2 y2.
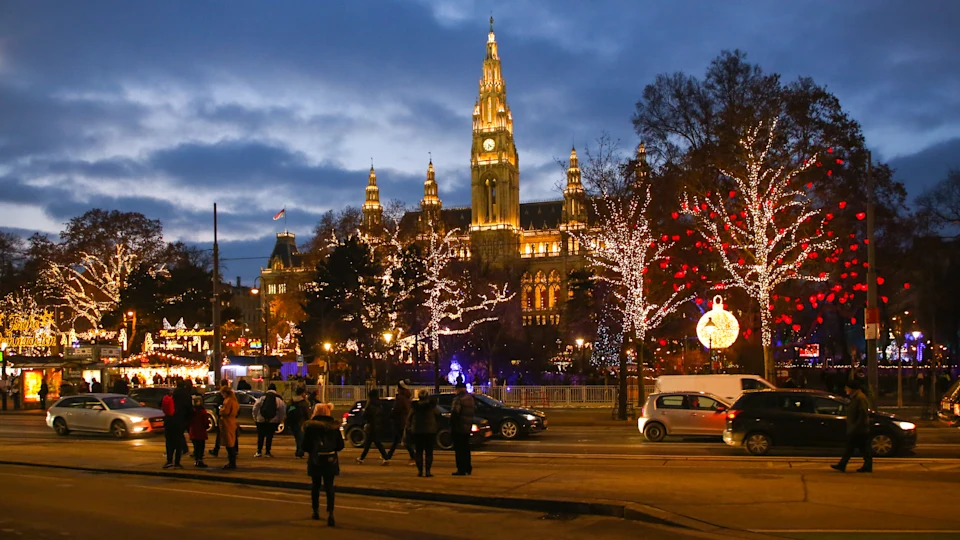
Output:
653 374 775 404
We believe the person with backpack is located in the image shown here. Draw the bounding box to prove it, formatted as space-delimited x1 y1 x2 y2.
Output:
386 380 416 465
288 386 312 458
188 395 210 468
408 389 441 477
252 383 286 458
302 402 343 526
355 389 389 465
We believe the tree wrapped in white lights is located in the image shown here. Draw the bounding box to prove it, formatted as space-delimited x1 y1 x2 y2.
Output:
44 244 150 328
578 187 693 419
419 228 512 358
681 118 834 381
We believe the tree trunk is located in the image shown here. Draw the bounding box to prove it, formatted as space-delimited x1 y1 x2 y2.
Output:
617 329 632 421
637 343 646 408
763 344 775 383
760 303 776 382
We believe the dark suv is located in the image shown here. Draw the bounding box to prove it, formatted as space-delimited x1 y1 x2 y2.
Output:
340 398 492 450
436 393 547 440
723 389 917 457
128 387 176 410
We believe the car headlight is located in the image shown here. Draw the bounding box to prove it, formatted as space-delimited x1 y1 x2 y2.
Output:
471 424 479 433
895 421 916 431
523 414 537 421
128 416 144 423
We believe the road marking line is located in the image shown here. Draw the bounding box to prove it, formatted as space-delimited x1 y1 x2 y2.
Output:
751 530 960 534
135 484 409 514
0 471 61 480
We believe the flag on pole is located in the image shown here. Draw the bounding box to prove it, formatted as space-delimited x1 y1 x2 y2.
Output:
273 208 286 221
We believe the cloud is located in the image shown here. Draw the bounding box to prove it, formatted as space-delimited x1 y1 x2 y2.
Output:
1 0 958 283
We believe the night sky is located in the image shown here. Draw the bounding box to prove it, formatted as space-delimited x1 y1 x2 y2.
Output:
1 1 958 282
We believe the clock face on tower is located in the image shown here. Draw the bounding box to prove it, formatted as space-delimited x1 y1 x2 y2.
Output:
483 138 496 152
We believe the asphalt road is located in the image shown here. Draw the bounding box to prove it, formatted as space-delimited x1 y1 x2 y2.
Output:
0 464 718 540
3 412 960 459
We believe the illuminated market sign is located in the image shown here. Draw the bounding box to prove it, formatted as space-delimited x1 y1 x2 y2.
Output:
0 312 58 348
158 329 214 338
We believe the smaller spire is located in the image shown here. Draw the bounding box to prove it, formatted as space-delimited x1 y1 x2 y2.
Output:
635 142 648 184
490 15 494 32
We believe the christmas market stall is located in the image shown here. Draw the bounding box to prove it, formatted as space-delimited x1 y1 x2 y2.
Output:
114 351 212 386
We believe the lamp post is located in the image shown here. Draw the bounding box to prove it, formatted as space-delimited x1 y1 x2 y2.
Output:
575 338 585 374
322 341 332 403
703 319 716 373
382 330 394 396
251 277 269 369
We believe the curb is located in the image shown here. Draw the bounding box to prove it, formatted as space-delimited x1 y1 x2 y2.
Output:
0 459 718 533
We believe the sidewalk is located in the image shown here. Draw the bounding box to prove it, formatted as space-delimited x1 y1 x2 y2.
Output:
2 439 960 536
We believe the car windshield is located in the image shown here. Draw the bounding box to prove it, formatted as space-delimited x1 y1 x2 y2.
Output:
474 395 502 408
102 397 143 410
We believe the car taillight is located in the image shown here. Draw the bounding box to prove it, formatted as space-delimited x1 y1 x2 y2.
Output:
726 409 741 421
342 412 349 423
640 407 645 417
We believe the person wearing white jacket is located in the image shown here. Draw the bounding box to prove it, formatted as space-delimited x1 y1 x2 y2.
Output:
252 383 286 457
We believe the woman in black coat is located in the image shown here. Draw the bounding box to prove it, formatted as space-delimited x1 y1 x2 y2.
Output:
407 389 441 477
302 403 344 526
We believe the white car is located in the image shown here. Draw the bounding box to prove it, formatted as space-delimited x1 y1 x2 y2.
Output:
654 374 775 404
46 393 166 438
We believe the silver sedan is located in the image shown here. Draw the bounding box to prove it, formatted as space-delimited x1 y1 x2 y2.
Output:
46 393 166 438
637 392 730 442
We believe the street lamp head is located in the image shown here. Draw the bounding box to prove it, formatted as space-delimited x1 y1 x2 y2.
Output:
323 342 332 352
382 331 394 344
127 310 134 317
250 287 260 295
911 331 922 339
575 338 584 348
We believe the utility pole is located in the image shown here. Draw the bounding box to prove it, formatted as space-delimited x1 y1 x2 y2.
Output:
212 203 222 384
865 151 879 401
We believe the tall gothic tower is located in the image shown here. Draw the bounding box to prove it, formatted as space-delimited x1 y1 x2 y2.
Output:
470 17 520 262
362 165 383 233
420 158 442 232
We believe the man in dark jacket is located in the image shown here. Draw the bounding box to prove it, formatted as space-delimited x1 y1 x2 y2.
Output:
289 386 312 458
450 382 475 476
172 380 194 456
386 380 415 465
408 390 440 477
832 380 873 473
356 389 389 465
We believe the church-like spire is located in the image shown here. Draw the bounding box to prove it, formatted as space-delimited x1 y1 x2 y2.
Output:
362 163 383 231
563 145 585 225
474 15 512 135
634 142 648 185
421 157 442 230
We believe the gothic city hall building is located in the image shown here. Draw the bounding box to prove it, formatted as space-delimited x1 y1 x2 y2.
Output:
266 19 646 327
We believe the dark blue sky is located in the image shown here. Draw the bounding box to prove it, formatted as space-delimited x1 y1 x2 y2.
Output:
1 0 958 282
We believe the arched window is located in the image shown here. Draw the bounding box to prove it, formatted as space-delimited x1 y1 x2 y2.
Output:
535 285 545 310
521 285 533 311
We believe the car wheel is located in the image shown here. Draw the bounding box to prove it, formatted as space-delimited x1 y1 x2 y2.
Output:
436 429 453 450
744 432 772 456
499 419 520 440
206 415 217 433
110 420 128 439
53 417 70 436
870 432 897 457
644 422 666 442
275 421 285 434
347 428 366 448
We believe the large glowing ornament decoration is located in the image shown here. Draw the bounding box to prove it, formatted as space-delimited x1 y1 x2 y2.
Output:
697 296 739 349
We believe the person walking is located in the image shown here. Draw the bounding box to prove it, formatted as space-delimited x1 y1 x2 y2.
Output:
356 389 389 465
289 386 312 458
161 388 184 469
303 402 344 526
450 382 475 476
173 380 193 456
188 396 210 468
252 383 285 457
386 380 415 465
219 386 240 469
0 377 8 411
38 379 49 410
408 389 440 477
831 380 873 473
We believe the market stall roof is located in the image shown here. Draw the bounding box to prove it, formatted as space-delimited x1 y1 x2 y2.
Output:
224 355 283 368
116 351 209 369
4 356 104 369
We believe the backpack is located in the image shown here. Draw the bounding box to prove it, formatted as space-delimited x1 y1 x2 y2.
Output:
310 431 340 466
259 393 278 420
